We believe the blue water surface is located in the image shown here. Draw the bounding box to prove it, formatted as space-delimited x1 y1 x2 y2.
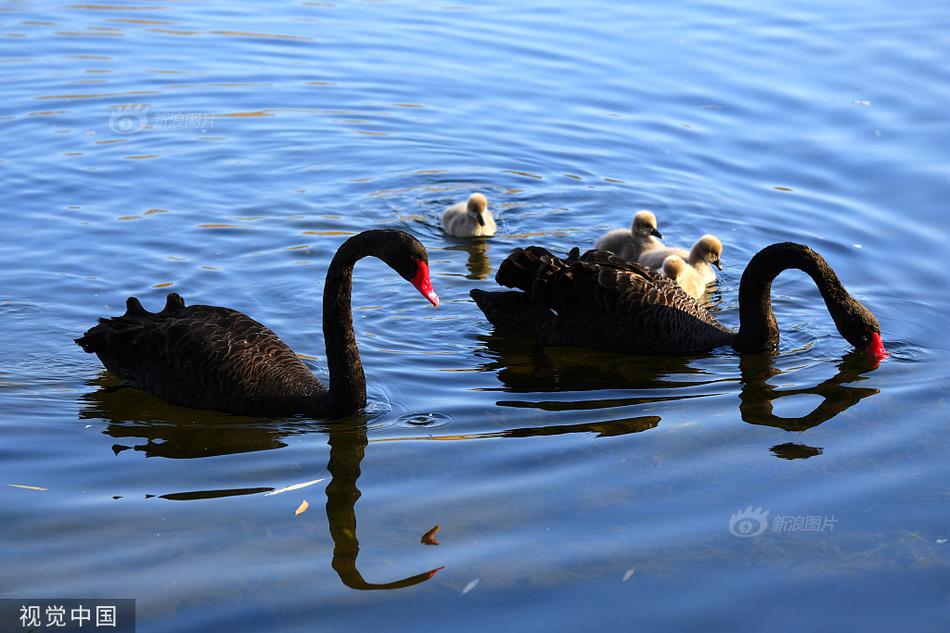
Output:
1 1 948 631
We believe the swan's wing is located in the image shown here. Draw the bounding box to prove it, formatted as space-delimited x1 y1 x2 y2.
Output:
496 246 696 319
477 246 726 354
76 293 322 413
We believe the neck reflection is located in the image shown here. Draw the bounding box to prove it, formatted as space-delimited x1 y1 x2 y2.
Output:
475 335 882 457
325 425 443 590
738 350 881 432
80 375 443 591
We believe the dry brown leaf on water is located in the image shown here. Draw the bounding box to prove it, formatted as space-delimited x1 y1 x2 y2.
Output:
421 524 440 546
294 500 309 516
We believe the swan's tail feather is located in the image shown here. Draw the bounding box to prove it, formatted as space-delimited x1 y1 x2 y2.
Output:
75 293 184 355
125 296 148 317
160 292 185 316
496 246 570 293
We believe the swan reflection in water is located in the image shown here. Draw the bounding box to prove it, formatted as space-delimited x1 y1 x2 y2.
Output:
80 376 441 590
77 344 879 588
737 350 880 432
472 334 882 457
80 374 658 590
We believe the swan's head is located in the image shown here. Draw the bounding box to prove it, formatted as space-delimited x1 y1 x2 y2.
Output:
662 254 688 280
467 193 489 227
632 210 662 239
692 234 723 270
738 242 885 358
377 230 440 307
835 300 886 358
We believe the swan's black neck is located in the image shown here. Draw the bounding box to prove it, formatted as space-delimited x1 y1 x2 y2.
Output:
735 242 855 353
318 232 379 416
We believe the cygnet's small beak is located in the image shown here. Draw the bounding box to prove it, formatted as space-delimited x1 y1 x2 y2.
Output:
411 261 440 307
713 258 723 270
475 212 486 227
651 228 663 239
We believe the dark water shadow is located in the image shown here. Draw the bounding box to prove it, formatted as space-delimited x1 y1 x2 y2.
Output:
375 415 661 445
324 426 444 589
475 335 882 456
475 333 719 393
738 350 881 432
79 374 441 591
78 374 667 588
79 376 290 458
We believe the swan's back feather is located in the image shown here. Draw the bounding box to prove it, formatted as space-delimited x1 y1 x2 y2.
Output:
477 247 732 355
76 293 324 416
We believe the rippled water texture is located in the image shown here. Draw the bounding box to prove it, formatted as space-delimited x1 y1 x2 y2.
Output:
2 1 949 631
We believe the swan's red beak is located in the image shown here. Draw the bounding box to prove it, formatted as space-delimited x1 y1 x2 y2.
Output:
411 261 439 307
867 332 887 359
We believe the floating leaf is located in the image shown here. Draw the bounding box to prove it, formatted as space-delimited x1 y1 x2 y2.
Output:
294 500 309 516
421 524 440 546
461 578 480 595
9 484 47 491
264 478 326 496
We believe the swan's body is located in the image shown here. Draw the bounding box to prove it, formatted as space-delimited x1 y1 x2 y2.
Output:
595 210 663 261
662 255 707 299
442 193 496 237
640 234 723 292
76 230 439 418
471 242 885 357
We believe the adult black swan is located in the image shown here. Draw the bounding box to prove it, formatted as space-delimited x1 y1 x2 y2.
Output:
76 230 440 418
470 242 886 358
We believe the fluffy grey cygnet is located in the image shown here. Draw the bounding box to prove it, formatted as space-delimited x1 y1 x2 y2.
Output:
442 193 496 237
594 210 663 261
640 234 723 288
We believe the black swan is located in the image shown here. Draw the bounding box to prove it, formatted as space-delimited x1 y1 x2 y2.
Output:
470 242 886 357
76 230 439 418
